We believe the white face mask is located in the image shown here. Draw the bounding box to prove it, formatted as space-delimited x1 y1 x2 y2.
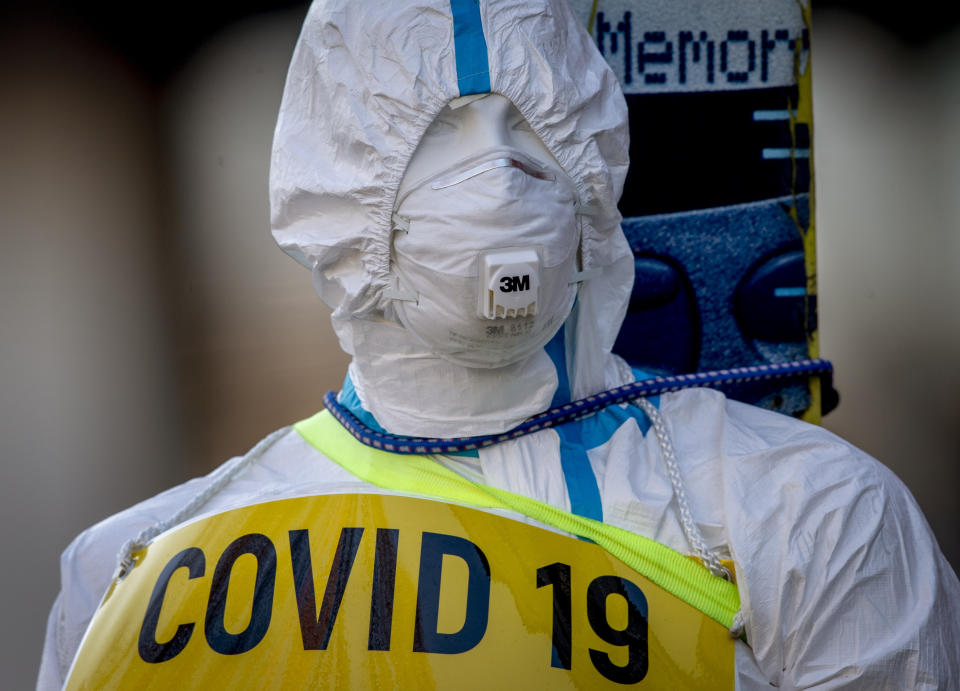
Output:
390 147 581 368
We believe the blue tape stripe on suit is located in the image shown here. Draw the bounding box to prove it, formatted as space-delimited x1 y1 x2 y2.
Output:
546 328 602 522
545 330 662 522
556 421 604 524
449 0 491 95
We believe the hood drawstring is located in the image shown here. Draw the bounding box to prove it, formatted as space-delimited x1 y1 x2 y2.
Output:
111 396 747 637
114 427 289 580
636 398 731 581
636 397 746 639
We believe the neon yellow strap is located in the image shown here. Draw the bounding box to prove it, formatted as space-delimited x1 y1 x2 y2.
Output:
294 409 740 630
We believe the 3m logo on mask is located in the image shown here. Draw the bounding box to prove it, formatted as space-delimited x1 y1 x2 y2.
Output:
499 275 531 293
480 249 541 319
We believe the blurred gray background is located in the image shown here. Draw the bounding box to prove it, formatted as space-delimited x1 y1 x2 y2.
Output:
2 2 958 687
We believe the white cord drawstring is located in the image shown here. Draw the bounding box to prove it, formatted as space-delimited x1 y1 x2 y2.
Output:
636 397 745 637
729 609 746 639
111 401 748 637
115 427 289 580
636 397 732 582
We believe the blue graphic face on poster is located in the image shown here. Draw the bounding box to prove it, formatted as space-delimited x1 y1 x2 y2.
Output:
567 0 823 415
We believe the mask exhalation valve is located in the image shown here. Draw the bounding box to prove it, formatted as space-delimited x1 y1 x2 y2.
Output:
478 248 541 319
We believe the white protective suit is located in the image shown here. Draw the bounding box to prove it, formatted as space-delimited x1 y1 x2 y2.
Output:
40 0 960 689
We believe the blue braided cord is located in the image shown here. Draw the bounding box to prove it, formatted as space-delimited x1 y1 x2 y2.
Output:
323 359 834 455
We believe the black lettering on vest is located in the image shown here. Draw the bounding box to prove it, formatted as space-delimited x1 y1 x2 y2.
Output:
586 575 649 684
413 532 490 654
368 528 399 651
289 527 363 650
204 533 276 655
536 562 572 670
138 547 205 663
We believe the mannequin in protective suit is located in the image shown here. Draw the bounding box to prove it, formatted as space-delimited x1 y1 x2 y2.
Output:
40 0 960 688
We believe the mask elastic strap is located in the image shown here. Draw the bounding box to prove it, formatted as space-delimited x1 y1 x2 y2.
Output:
569 267 600 284
383 279 417 302
567 213 594 286
384 214 418 302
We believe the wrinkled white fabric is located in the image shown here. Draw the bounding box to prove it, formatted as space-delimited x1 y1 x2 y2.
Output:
38 390 960 689
343 318 563 437
272 0 633 436
271 0 627 299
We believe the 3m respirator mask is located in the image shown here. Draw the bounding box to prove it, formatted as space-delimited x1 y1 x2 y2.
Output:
389 145 582 369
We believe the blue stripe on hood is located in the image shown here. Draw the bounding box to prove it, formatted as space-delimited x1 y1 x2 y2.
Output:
450 0 491 95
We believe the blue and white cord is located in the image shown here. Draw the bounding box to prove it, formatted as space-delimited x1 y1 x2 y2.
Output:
324 358 834 455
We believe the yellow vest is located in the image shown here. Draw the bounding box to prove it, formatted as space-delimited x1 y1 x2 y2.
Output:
66 411 738 689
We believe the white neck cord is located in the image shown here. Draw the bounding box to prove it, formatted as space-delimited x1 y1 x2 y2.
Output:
113 406 731 584
111 404 746 637
637 397 745 639
115 427 289 580
636 397 732 583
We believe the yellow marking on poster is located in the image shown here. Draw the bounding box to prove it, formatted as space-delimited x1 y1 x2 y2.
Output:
795 1 822 423
67 494 734 689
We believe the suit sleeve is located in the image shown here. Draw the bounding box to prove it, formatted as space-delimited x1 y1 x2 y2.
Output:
736 447 960 690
